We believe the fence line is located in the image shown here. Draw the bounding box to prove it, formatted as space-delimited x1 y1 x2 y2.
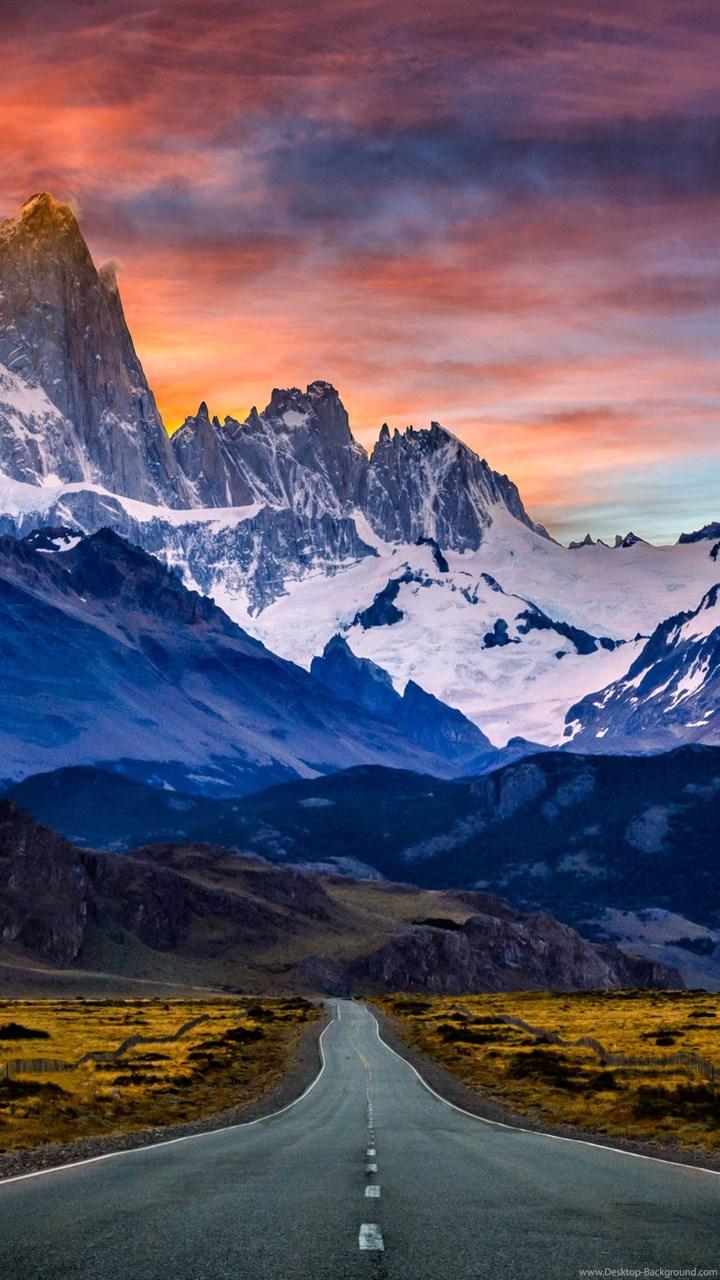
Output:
0 1014 212 1080
455 1007 719 1082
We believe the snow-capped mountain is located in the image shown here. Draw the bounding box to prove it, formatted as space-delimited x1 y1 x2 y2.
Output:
173 381 367 516
243 516 720 746
565 581 720 750
0 193 188 505
172 381 546 546
364 420 548 547
0 192 718 753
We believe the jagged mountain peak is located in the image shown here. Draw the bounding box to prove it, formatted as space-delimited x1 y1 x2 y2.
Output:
310 631 495 767
366 412 548 548
0 192 188 507
1 192 81 243
678 522 720 545
261 380 356 444
370 418 455 456
614 531 647 548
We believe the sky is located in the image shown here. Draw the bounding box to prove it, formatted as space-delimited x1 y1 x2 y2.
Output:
1 1 719 543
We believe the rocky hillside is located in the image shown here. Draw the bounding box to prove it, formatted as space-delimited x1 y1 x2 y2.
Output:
8 745 720 951
0 801 679 995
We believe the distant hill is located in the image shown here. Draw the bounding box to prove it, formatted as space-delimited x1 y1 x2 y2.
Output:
7 746 720 987
0 799 677 997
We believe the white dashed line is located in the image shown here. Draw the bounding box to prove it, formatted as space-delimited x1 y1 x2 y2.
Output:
359 1223 384 1251
365 1184 381 1198
366 1147 376 1157
366 1162 378 1173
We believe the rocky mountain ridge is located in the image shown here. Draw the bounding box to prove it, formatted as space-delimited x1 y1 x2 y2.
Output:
6 745 719 986
0 195 543 551
310 634 496 771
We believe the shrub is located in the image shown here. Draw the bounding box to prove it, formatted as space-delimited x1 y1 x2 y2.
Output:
584 1071 618 1092
392 999 431 1015
437 1023 497 1045
639 1027 684 1046
245 1005 277 1021
112 1072 160 1086
0 1078 67 1098
0 1023 50 1041
223 1026 264 1045
507 1049 578 1090
632 1083 720 1122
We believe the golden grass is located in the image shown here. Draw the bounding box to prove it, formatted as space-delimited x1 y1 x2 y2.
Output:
376 990 720 1153
0 996 318 1153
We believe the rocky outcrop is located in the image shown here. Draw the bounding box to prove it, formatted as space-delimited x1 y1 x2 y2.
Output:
171 381 368 517
0 802 347 964
311 634 400 718
171 402 255 508
363 421 548 549
0 194 188 505
395 681 495 765
350 911 681 994
0 801 88 963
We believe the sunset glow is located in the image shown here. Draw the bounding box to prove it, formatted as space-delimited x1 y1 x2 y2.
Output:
2 1 719 542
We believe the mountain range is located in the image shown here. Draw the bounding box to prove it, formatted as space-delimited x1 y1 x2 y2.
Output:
0 193 717 754
0 192 718 993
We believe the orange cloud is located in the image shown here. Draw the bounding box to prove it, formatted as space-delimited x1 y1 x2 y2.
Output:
0 1 719 542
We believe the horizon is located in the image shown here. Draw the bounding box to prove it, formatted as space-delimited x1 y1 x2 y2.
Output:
2 1 720 544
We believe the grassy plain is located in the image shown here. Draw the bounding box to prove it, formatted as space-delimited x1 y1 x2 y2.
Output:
0 996 318 1153
377 990 720 1153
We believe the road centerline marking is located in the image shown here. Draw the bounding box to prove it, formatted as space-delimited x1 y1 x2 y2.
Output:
365 1184 381 1198
366 1162 378 1173
358 1223 384 1251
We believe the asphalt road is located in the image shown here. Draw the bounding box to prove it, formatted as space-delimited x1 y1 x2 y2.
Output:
0 1000 718 1279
